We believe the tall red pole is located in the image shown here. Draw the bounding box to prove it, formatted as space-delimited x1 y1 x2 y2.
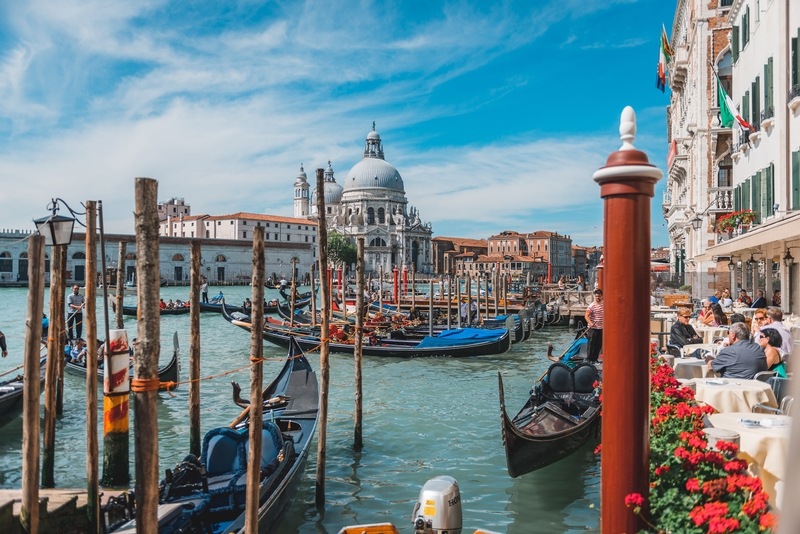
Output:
596 256 604 291
594 107 662 533
402 266 408 297
393 267 399 304
337 266 343 304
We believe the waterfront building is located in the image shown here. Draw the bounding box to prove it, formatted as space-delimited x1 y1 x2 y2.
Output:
0 229 316 286
662 0 734 297
685 0 800 312
572 246 588 279
453 252 548 280
487 230 574 281
431 236 488 275
158 197 191 221
159 212 317 245
300 126 434 274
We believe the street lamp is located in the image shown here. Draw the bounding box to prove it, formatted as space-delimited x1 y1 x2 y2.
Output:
784 250 794 268
728 258 736 272
690 215 703 231
33 198 83 246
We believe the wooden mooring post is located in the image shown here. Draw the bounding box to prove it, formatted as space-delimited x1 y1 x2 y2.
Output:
84 201 100 533
22 234 45 534
494 269 499 317
189 240 202 457
466 275 472 325
290 258 298 327
594 108 661 533
428 279 434 336
446 275 452 329
378 266 383 313
354 237 365 450
115 242 125 329
503 275 508 315
310 263 317 324
132 178 161 534
315 168 331 509
42 244 63 488
456 277 462 329
245 227 265 534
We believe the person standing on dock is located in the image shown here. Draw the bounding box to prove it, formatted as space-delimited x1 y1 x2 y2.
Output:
584 289 604 363
66 284 85 340
201 278 209 303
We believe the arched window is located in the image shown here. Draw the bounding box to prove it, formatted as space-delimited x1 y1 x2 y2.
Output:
20 252 28 258
172 254 185 261
216 254 227 262
367 208 375 224
369 238 387 247
72 251 86 260
378 208 385 223
125 253 136 260
0 252 11 272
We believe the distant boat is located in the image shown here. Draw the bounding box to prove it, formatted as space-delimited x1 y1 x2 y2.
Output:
0 357 46 428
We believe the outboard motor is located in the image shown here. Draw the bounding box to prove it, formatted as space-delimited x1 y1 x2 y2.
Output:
411 476 462 534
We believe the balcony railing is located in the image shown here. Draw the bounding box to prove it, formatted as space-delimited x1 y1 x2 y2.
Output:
751 120 761 132
708 187 733 212
719 0 733 6
790 84 800 101
761 106 775 122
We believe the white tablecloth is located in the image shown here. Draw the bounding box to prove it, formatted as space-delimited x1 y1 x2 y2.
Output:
708 412 790 509
693 378 778 414
694 326 729 344
673 358 718 380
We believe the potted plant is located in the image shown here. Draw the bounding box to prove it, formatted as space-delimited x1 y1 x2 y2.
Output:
716 210 757 235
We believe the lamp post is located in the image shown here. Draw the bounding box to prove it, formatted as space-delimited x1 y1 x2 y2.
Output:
728 257 736 294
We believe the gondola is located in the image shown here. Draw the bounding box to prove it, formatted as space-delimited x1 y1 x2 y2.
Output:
121 305 191 316
224 302 511 358
498 361 601 477
105 336 318 534
0 357 47 428
64 332 180 391
200 302 246 314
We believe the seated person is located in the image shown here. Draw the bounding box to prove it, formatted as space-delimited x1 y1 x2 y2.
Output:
708 290 721 304
697 300 715 326
710 303 728 326
175 299 184 307
757 328 787 378
759 306 794 357
720 288 733 308
166 299 175 309
70 338 87 363
159 299 166 310
709 323 767 379
737 289 753 306
210 291 224 304
751 290 767 309
669 309 703 348
772 290 781 307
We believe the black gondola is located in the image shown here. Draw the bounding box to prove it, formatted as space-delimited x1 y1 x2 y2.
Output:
121 305 191 317
0 357 46 428
105 336 318 534
224 302 511 358
64 332 180 391
498 361 601 477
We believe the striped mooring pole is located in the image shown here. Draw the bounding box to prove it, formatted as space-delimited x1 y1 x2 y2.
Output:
102 328 131 486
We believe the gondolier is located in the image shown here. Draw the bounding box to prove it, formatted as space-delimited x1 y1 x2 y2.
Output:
66 285 85 340
0 331 7 357
200 279 209 303
584 289 603 363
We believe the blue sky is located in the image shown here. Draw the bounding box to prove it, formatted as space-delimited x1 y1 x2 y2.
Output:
0 0 676 247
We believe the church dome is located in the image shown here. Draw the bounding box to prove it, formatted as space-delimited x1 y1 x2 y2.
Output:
294 164 308 186
311 160 343 205
344 158 405 192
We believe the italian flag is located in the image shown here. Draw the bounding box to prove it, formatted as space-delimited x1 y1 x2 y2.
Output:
656 24 673 93
717 77 753 132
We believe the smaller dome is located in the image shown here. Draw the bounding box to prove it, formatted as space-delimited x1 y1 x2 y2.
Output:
367 130 381 140
294 164 308 186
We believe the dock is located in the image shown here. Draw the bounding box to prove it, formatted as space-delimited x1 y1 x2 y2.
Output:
0 488 126 534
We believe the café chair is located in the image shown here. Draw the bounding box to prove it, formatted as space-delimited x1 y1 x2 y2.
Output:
752 377 793 415
753 370 777 382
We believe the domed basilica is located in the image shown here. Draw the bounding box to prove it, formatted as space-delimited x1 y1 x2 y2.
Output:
293 125 433 273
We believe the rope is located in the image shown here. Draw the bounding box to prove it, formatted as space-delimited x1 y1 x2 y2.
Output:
130 378 160 392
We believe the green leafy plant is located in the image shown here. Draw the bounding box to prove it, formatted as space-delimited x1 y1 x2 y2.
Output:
327 231 357 267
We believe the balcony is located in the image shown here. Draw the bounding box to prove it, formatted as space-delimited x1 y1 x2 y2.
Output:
761 106 775 131
708 187 733 213
671 45 689 91
790 85 800 112
719 0 733 6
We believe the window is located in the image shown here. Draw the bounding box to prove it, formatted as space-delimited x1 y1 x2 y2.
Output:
206 230 210 238
275 234 278 240
305 226 309 230
327 207 332 214
216 255 227 262
266 233 269 240
764 57 774 119
218 222 222 226
287 235 291 241
230 221 234 225
125 253 136 260
243 231 247 238
286 225 290 229
298 225 301 229
305 235 308 242
0 252 11 272
370 238 387 247
172 254 185 261
243 221 247 225
378 208 385 223
718 155 733 187
257 222 261 226
367 208 375 224
312 236 316 242
73 252 86 260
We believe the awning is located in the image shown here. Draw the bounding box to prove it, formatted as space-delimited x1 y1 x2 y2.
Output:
693 212 800 262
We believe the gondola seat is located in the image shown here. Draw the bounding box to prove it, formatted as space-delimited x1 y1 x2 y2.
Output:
542 363 599 411
199 423 284 514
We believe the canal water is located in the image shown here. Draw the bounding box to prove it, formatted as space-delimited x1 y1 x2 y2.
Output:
0 286 599 533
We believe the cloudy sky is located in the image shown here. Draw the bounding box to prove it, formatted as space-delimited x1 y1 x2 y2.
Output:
0 0 675 246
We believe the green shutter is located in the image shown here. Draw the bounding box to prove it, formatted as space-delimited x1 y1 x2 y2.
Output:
744 7 750 46
744 178 750 210
752 77 760 125
793 38 798 87
733 26 740 63
735 185 741 211
766 164 774 217
743 90 750 124
753 172 761 223
766 58 774 112
793 151 800 210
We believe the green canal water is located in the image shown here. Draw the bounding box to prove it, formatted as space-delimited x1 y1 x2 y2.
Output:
0 286 599 533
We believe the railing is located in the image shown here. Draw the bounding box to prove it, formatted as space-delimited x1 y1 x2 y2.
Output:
751 120 761 132
719 0 733 6
732 138 746 153
790 84 800 101
761 106 775 122
708 187 733 212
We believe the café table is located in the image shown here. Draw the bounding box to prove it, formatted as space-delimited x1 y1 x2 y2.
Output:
693 326 728 344
673 358 718 380
693 378 778 414
708 411 790 509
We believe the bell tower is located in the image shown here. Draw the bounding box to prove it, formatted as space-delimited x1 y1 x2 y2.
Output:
294 164 310 218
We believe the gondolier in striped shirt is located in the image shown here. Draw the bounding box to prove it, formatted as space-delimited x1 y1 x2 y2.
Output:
584 289 603 362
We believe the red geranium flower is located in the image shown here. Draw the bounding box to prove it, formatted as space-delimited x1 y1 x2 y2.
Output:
624 493 645 507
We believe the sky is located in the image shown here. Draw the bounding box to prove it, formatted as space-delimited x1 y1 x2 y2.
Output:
0 0 677 247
